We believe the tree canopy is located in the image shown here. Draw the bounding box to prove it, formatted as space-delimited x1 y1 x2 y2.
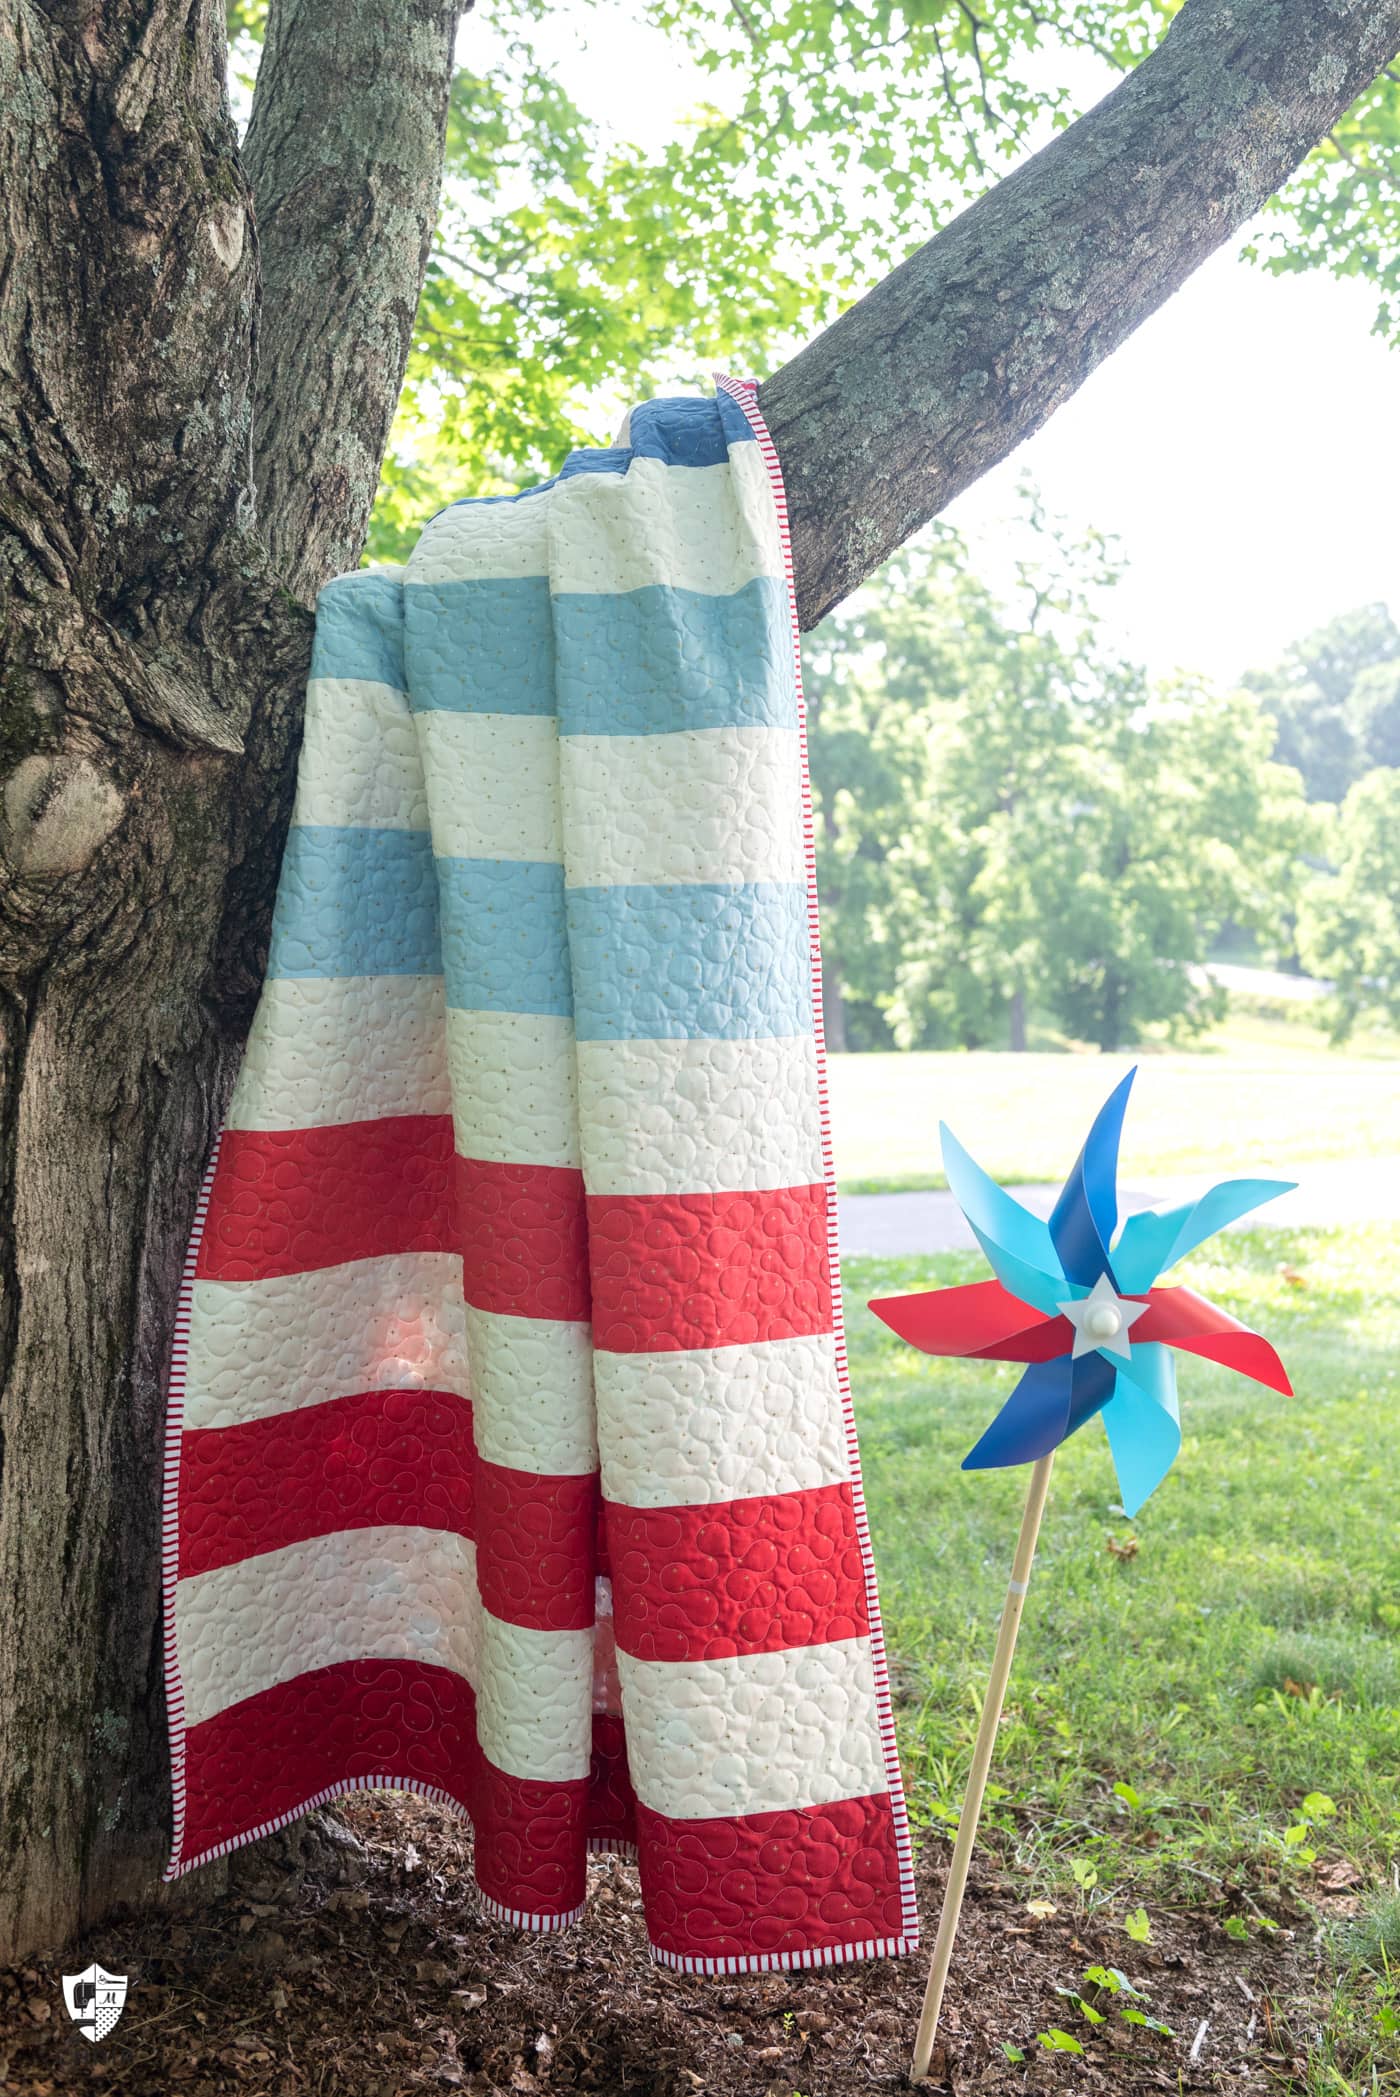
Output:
229 2 1400 551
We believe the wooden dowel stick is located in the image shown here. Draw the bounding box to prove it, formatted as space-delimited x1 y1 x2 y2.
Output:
910 1452 1056 2085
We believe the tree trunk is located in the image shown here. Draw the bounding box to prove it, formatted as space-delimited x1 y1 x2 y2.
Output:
1098 973 1125 1053
1 0 1397 1967
0 0 458 1961
822 958 849 1056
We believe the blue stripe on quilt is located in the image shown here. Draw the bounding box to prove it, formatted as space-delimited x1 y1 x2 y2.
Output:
404 579 553 715
438 858 572 1017
310 573 406 691
627 396 754 467
566 882 811 1042
424 396 757 526
553 579 796 738
265 826 441 980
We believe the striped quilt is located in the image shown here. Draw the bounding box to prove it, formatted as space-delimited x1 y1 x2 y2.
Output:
163 377 918 1972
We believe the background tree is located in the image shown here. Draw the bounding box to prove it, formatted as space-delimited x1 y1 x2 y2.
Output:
1346 658 1400 772
3 0 1399 1963
1242 602 1400 802
807 517 1313 1052
1299 770 1400 1038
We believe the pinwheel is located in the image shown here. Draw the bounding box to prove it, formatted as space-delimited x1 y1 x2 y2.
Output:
879 1068 1294 2082
871 1065 1293 1517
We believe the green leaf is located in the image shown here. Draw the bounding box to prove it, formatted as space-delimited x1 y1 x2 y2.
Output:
1037 2029 1085 2055
1120 2008 1174 2036
1301 1792 1338 1820
1001 2041 1026 2063
1123 1908 1152 1944
1222 1916 1251 1941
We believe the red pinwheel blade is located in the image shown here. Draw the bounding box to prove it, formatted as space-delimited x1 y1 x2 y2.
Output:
869 1279 1065 1361
1138 1286 1293 1396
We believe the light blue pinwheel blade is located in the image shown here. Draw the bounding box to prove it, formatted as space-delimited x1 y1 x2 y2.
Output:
940 1122 1065 1315
1048 1067 1136 1289
1113 1178 1297 1293
1101 1344 1181 1517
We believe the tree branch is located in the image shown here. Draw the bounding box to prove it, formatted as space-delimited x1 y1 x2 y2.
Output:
244 0 464 602
763 0 1400 630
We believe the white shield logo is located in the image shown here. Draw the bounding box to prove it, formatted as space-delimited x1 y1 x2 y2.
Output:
61 1963 128 2042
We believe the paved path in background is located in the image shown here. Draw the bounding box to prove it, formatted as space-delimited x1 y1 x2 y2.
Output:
837 1157 1400 1257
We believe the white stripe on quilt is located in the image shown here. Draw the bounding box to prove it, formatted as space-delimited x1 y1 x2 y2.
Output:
176 1527 480 1728
615 1637 887 1822
559 727 804 889
446 1009 578 1168
477 1614 593 1782
550 454 782 598
182 1252 470 1431
464 1308 597 1475
405 493 548 584
595 1333 849 1509
226 975 451 1134
415 711 562 863
293 679 428 832
575 1033 821 1196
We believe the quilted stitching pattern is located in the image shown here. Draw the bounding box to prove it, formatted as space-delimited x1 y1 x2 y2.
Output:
163 382 916 1971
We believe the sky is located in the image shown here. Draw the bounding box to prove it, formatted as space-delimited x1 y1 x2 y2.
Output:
463 6 1398 688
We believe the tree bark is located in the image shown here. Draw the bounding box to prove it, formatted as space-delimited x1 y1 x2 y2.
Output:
767 0 1400 630
1 0 1397 1968
245 0 462 601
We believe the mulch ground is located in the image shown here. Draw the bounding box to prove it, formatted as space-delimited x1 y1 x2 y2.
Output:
0 1794 1330 2096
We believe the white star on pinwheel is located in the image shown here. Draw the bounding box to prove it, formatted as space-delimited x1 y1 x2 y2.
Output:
1055 1272 1149 1361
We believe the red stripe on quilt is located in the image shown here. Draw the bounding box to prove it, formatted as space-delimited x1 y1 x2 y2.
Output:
179 1659 634 1908
177 1389 476 1579
606 1482 869 1663
634 1792 908 1964
179 1659 480 1861
586 1183 833 1353
196 1117 456 1281
455 1156 590 1321
475 1459 597 1631
589 1710 636 1849
472 1755 591 1918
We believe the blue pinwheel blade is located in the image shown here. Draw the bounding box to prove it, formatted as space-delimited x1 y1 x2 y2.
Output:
962 1351 1116 1471
963 1357 1074 1470
940 1123 1065 1316
1112 1178 1297 1293
1047 1067 1136 1290
1101 1344 1181 1516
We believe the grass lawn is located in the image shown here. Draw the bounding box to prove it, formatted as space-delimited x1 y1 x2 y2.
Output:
829 1040 1400 1192
849 1223 1400 2089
